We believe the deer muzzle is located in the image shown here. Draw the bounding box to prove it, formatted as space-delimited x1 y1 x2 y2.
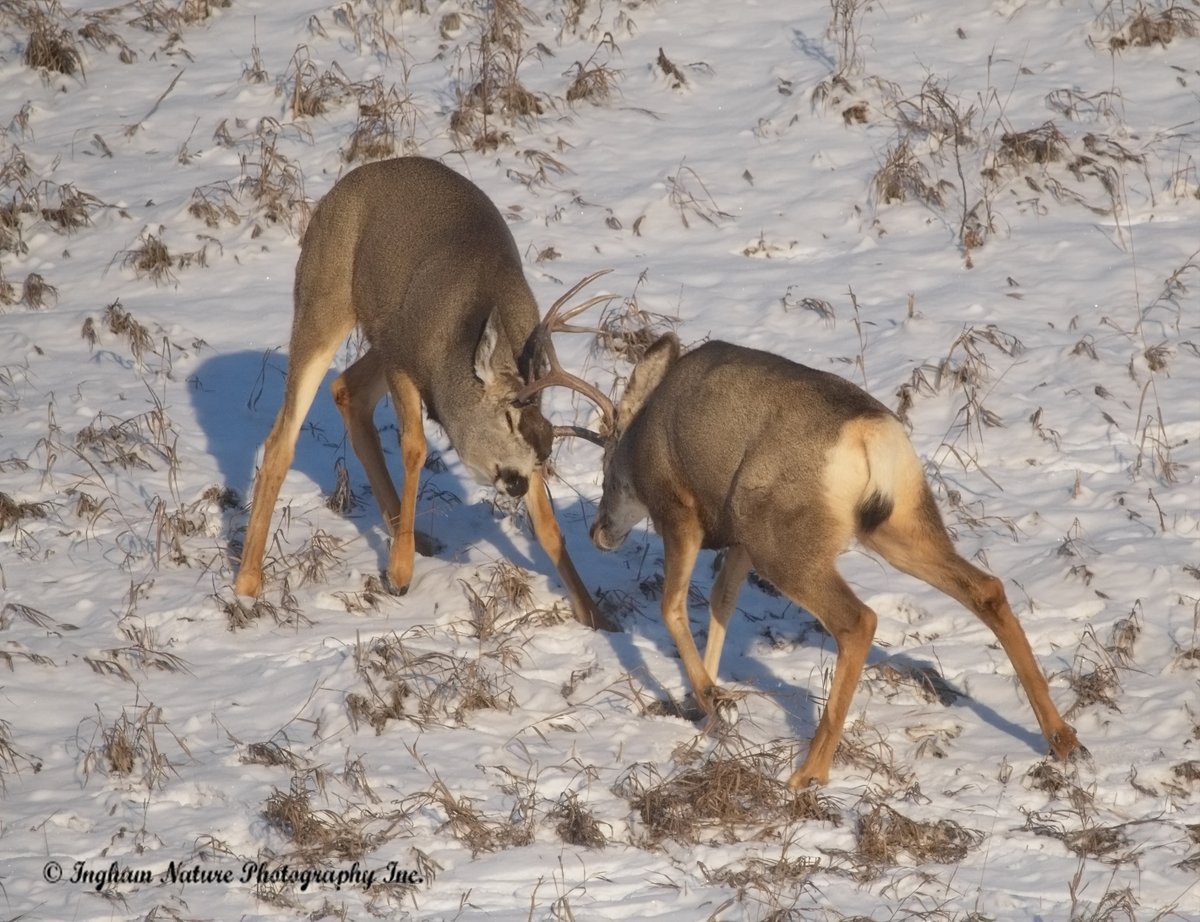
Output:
497 469 529 498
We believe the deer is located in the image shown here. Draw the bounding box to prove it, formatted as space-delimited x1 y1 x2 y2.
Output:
233 155 615 632
521 321 1084 787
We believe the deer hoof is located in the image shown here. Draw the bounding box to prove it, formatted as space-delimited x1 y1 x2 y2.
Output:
382 572 411 597
1050 726 1086 762
712 695 738 728
787 769 827 790
697 686 738 728
233 570 262 598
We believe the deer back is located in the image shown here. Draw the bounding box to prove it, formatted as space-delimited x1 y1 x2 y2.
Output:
607 339 905 551
292 156 552 479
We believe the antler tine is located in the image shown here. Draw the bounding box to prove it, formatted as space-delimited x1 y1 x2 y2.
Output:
518 340 616 435
548 292 620 333
516 270 618 437
553 424 607 446
543 269 614 326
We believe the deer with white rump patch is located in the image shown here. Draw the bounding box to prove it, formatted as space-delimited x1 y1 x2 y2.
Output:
234 156 614 632
523 324 1083 786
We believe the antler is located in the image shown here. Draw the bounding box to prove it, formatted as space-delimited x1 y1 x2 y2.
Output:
516 269 618 440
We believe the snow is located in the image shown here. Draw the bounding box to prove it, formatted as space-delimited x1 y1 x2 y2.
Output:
1 0 1198 919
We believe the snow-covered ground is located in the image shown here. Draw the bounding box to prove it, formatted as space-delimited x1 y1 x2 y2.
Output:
2 0 1198 919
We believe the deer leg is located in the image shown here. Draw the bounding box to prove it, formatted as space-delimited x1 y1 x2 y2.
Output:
526 467 616 631
702 545 751 682
379 370 427 595
235 337 345 597
332 351 439 557
659 516 722 714
781 571 878 788
862 493 1082 763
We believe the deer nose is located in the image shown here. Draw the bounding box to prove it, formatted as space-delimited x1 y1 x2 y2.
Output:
590 519 611 550
498 469 528 498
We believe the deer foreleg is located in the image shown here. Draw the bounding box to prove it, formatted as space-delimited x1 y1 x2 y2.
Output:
526 467 616 631
660 517 725 715
380 370 427 595
703 545 751 682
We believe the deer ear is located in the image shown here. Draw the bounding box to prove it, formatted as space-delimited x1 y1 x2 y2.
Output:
474 310 513 389
616 333 679 433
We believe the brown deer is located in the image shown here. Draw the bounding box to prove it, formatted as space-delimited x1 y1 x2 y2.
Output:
522 326 1083 786
233 156 614 632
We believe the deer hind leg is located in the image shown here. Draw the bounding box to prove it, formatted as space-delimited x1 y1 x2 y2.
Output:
772 565 877 788
702 545 752 682
525 468 616 631
861 485 1082 763
235 324 349 597
331 351 439 559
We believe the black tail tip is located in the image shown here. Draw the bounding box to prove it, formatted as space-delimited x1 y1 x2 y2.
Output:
857 490 893 532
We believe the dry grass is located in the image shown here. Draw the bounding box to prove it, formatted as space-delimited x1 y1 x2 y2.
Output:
18 271 55 309
856 802 983 865
349 629 518 730
1023 809 1134 862
241 740 306 769
461 559 545 638
614 744 838 845
287 528 347 586
565 38 620 106
411 776 534 856
220 589 309 630
75 407 175 471
995 121 1069 170
867 661 961 706
1066 656 1122 719
343 77 419 163
0 491 48 532
324 457 361 515
550 790 610 848
187 182 240 228
873 139 946 206
666 162 733 228
449 2 548 151
80 703 186 790
281 46 349 118
93 299 154 363
237 132 310 234
594 274 680 364
1108 2 1200 49
701 851 819 895
119 228 175 285
23 9 84 76
39 182 104 231
655 46 687 89
262 772 388 861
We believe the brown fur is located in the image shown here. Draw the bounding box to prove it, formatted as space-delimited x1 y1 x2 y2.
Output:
593 336 1083 786
234 157 612 631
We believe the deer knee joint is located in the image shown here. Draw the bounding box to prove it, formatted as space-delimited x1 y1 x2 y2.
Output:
841 605 877 643
973 574 1011 622
330 376 351 411
400 431 426 469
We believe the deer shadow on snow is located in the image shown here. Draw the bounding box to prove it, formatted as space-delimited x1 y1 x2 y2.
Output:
189 349 564 591
606 541 1049 764
190 351 1047 760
